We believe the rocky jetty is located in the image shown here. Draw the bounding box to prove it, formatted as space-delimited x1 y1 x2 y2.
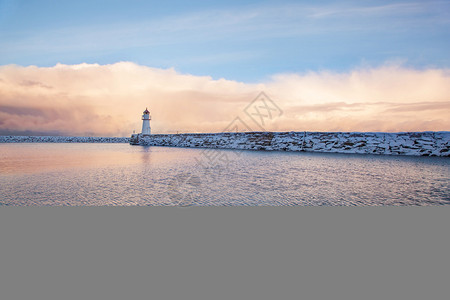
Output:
131 131 450 157
2 132 448 156
0 136 129 143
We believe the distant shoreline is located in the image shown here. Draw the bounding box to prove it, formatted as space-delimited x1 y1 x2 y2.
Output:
0 136 129 143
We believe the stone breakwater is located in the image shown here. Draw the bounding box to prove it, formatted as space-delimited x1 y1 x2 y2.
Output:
0 136 129 143
131 131 450 157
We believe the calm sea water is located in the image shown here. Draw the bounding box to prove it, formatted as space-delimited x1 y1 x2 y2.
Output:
0 143 449 206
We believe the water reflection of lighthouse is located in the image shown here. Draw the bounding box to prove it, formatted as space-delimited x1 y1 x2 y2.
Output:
141 108 151 135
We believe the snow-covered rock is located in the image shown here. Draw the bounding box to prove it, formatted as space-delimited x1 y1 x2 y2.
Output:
131 131 450 157
2 132 448 156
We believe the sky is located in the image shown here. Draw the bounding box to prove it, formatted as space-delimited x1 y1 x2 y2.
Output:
0 0 449 136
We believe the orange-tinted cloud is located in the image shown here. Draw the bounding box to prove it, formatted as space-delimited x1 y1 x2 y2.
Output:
0 62 449 136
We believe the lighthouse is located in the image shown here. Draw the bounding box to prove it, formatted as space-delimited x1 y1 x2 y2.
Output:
141 108 151 135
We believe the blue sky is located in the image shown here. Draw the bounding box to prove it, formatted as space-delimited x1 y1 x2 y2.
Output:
1 0 449 81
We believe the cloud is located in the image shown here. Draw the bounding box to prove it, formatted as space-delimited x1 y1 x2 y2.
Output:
0 62 449 136
309 2 430 19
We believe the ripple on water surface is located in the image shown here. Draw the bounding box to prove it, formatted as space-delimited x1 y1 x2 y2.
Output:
0 143 449 206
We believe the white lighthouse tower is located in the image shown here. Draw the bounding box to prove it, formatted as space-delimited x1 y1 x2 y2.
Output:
141 108 151 135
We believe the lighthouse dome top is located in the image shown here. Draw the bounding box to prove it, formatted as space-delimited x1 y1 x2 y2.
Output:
143 108 150 114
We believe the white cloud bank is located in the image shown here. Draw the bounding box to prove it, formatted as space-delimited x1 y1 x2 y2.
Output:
0 62 449 136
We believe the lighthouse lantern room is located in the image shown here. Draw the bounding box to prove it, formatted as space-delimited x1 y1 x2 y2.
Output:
141 108 151 135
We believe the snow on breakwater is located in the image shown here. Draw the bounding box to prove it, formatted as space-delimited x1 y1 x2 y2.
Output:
0 136 130 143
131 131 450 157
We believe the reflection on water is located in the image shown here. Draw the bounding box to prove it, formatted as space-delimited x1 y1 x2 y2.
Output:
0 143 449 206
0 143 193 174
